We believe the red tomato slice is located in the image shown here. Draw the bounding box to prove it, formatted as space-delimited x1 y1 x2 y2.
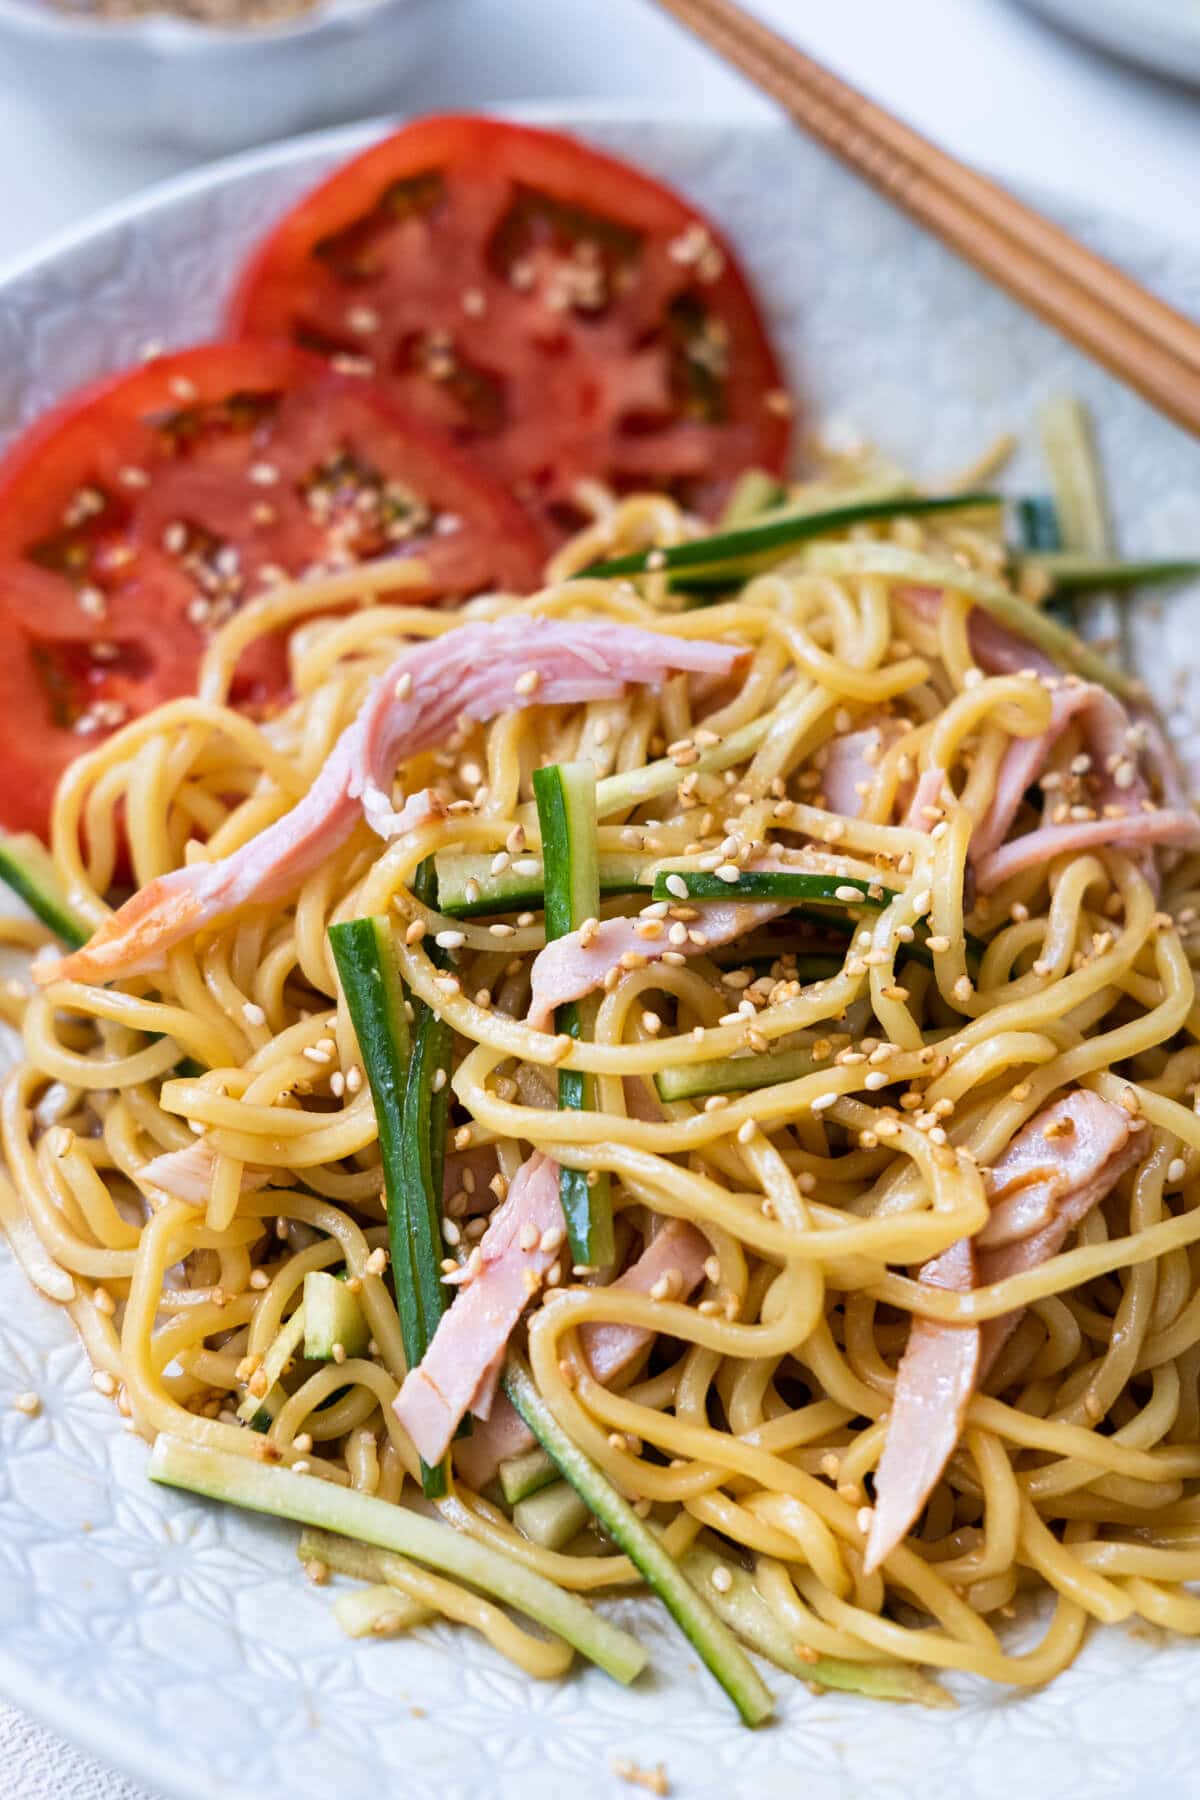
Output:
231 116 792 537
0 342 544 836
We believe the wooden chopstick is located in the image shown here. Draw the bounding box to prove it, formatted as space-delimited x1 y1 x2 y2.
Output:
650 0 1200 436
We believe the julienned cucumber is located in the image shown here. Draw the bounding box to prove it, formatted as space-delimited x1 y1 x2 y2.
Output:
578 491 1000 581
0 833 88 949
653 870 893 907
499 1445 559 1506
435 850 646 918
679 1542 952 1708
655 1045 823 1104
1020 551 1200 592
236 1304 306 1425
148 1434 646 1685
502 1354 774 1727
718 467 788 528
532 762 614 1269
513 1480 591 1551
303 1270 369 1361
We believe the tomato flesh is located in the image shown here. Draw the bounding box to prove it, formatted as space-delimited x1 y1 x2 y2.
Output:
231 116 792 536
0 342 544 836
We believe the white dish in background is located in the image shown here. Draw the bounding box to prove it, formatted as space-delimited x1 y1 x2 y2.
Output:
0 0 440 154
2 106 1200 1800
1016 0 1200 85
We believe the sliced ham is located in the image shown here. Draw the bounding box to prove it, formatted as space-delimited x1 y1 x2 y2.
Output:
452 1391 536 1490
864 1238 978 1575
139 1140 271 1207
393 1151 565 1467
527 900 786 1031
40 618 743 988
864 1091 1139 1572
902 765 949 833
898 585 1057 680
581 1217 710 1381
975 808 1200 893
820 720 906 819
449 1218 711 1488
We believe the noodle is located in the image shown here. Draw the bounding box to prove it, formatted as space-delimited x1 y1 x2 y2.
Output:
5 474 1200 1702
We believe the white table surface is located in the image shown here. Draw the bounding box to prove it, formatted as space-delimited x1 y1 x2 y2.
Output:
1 0 1197 1794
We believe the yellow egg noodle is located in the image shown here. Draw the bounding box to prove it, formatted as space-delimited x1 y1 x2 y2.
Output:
5 470 1200 1710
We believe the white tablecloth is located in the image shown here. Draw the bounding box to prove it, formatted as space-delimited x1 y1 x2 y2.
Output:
1 0 1196 1792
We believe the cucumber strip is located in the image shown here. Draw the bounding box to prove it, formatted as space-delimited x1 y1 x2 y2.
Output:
578 491 1000 582
652 871 984 971
149 1434 646 1686
1039 394 1127 663
236 1304 306 1425
803 541 1136 698
1014 495 1062 555
329 914 448 1495
718 468 788 528
655 1045 822 1104
513 1480 592 1551
499 1445 559 1506
595 714 772 818
680 1543 952 1708
502 1355 773 1727
532 763 614 1268
333 1582 434 1640
653 869 892 907
303 1269 369 1361
0 833 88 948
1020 551 1200 593
435 850 647 918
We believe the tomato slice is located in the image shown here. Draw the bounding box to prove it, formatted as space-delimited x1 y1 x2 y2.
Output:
231 116 792 537
0 342 544 836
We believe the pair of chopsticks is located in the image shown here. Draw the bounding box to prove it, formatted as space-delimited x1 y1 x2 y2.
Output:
650 0 1200 438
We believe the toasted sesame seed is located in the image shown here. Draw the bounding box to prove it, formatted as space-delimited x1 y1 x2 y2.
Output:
435 930 465 950
664 873 690 900
12 1392 40 1417
394 671 414 701
810 1092 837 1113
242 1000 266 1027
514 669 541 696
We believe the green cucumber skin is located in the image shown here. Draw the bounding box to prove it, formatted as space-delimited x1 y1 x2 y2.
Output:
498 1446 559 1507
653 870 889 907
578 491 1000 582
513 1480 591 1551
0 834 88 949
302 1270 369 1361
533 763 614 1269
148 1434 646 1686
503 1356 774 1727
435 852 646 919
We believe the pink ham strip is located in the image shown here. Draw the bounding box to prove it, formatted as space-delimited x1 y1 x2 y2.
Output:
393 1151 565 1467
40 618 742 987
898 586 1199 886
975 809 1200 893
582 1217 710 1381
864 1237 979 1576
527 900 787 1031
864 1091 1139 1572
139 1141 271 1206
820 720 906 819
451 1218 711 1487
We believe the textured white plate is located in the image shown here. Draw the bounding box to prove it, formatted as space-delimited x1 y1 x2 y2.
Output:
1015 0 1200 86
3 108 1200 1800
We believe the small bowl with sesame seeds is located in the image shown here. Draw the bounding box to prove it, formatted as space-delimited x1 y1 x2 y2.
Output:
0 0 441 153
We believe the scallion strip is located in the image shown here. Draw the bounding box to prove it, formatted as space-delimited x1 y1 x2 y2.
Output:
502 1355 773 1726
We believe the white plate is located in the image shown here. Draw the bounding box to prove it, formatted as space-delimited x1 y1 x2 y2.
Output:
3 108 1200 1800
1015 0 1200 86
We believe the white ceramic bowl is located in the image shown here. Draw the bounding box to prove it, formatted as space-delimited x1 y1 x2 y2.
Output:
0 0 441 153
2 107 1200 1800
1015 0 1200 85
